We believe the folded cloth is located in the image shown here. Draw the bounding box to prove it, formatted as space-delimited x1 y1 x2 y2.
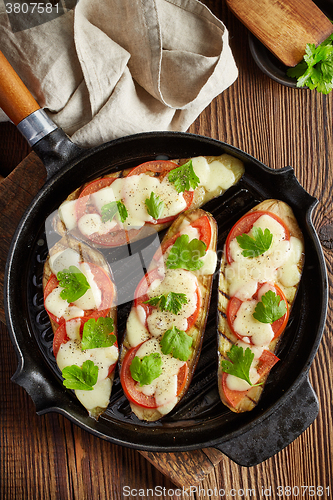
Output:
0 0 238 148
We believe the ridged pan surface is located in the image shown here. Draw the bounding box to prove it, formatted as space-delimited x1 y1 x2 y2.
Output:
5 132 327 451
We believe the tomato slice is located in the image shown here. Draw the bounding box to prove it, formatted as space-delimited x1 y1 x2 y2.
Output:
134 268 201 331
127 160 179 177
120 342 188 408
53 321 69 358
157 214 212 260
226 283 289 343
44 263 115 325
225 210 291 264
221 349 280 408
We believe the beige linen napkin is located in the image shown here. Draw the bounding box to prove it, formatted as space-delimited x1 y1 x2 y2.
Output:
0 0 238 147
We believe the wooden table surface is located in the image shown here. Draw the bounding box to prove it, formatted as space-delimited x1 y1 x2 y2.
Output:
1 1 332 498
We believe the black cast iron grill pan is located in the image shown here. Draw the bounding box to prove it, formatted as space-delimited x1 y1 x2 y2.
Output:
0 50 328 467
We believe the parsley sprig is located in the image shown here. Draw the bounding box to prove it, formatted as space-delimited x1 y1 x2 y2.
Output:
57 265 90 303
81 317 116 350
287 32 333 94
130 352 163 386
101 200 128 223
160 326 193 361
236 227 273 258
145 192 164 220
253 290 287 324
62 359 98 391
144 292 188 315
168 160 200 193
221 345 262 387
166 234 206 271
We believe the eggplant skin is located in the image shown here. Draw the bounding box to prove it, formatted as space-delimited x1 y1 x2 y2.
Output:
119 208 218 421
217 200 305 413
53 155 244 247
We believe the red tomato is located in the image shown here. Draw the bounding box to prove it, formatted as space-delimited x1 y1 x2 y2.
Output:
53 320 118 377
53 321 69 358
157 215 212 260
226 283 289 344
127 160 179 177
225 210 290 264
44 263 115 325
134 268 201 332
120 342 188 409
221 349 280 408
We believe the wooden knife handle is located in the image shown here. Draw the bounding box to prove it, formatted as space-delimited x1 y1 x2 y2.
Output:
0 50 40 125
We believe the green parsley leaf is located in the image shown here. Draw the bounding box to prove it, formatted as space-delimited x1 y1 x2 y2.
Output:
130 352 163 386
145 191 165 220
144 292 188 315
221 345 261 386
62 359 98 391
57 265 90 303
236 227 273 258
286 31 333 94
253 290 287 324
101 200 128 223
168 160 200 193
81 317 116 350
160 326 193 361
166 234 206 271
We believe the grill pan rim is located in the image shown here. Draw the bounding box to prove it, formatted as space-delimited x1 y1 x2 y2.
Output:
4 131 328 452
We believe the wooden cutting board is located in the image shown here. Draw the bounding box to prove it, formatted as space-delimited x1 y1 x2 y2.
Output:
225 0 333 67
0 148 224 487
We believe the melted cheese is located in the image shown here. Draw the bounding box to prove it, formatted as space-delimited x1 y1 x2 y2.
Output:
49 248 81 275
192 155 243 193
57 340 118 381
126 307 150 347
226 214 294 297
46 249 103 320
194 249 217 276
56 319 118 412
277 236 303 287
58 199 77 231
135 339 184 408
45 287 84 320
76 378 112 412
146 269 198 337
233 300 274 346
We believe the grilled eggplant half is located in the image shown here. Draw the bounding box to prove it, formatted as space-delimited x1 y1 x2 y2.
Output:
53 154 243 248
119 208 218 421
217 200 304 413
43 234 118 418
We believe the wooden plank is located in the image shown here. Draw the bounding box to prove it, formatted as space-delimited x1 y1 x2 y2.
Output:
0 152 46 323
139 449 224 488
225 0 333 66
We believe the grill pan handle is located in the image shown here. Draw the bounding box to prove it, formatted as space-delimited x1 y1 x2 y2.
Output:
214 376 319 467
0 50 83 179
